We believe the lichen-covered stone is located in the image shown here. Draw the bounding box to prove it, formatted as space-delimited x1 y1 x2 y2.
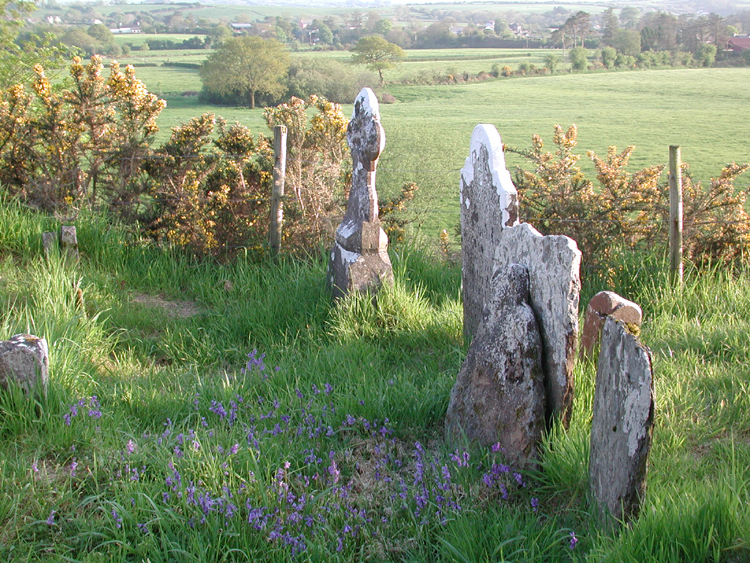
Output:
61 225 79 262
460 124 519 341
589 317 654 525
328 88 393 299
580 291 643 360
493 223 581 427
0 334 49 396
445 264 545 466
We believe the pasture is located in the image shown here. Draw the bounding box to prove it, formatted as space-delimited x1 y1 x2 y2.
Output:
114 46 750 243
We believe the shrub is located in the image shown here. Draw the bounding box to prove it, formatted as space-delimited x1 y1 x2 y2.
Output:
508 124 750 273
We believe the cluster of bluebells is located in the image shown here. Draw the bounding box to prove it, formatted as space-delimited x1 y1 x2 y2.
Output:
63 396 102 426
58 350 556 558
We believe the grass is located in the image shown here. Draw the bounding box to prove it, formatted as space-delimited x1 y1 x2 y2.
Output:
0 192 749 561
110 50 750 246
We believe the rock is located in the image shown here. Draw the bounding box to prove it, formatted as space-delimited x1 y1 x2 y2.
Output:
580 291 643 360
328 88 393 299
0 334 50 397
589 317 654 525
460 124 519 341
61 225 79 262
493 223 581 427
445 264 545 466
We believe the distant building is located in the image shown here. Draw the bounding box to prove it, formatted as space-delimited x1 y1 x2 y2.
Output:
728 36 750 53
231 23 253 33
110 27 141 34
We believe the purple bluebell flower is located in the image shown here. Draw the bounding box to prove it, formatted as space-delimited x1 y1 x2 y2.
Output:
111 508 122 529
46 510 56 525
569 531 578 549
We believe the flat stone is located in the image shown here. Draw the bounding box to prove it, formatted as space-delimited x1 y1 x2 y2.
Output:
445 264 545 466
493 223 581 427
328 88 393 299
580 291 643 360
460 124 519 341
0 334 49 396
589 317 654 525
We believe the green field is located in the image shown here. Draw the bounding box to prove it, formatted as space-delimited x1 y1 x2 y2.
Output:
114 54 750 244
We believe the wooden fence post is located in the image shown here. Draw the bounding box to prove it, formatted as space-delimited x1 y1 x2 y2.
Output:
269 125 287 257
669 145 683 286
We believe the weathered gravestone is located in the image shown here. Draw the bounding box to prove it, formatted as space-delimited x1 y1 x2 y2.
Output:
328 88 393 299
445 264 545 466
580 291 643 360
460 124 519 341
494 223 581 427
589 317 654 525
61 225 79 262
0 334 49 397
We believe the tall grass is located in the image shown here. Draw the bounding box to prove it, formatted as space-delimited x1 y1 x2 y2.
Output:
0 201 748 561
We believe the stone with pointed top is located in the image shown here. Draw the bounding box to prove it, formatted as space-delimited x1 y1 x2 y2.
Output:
461 124 519 341
328 88 393 299
0 334 49 397
445 264 545 466
589 317 654 525
493 223 581 428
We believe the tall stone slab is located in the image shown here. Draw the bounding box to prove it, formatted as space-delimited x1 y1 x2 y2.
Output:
61 225 79 262
580 291 643 360
493 223 581 427
461 124 519 341
445 264 545 466
328 88 393 299
0 334 49 397
589 317 654 525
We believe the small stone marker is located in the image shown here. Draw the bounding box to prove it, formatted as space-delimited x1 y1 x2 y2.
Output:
328 88 393 299
61 225 79 262
42 232 57 256
580 291 643 360
460 124 519 341
445 264 545 466
0 334 50 397
589 317 654 525
493 223 581 427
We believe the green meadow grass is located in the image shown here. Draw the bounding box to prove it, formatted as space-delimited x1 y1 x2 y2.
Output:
119 50 750 246
0 191 749 561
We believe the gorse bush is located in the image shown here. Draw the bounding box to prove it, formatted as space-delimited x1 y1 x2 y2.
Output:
508 124 750 277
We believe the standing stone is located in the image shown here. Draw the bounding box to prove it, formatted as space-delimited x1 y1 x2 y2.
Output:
42 232 57 256
589 317 654 525
461 124 519 341
0 334 50 397
328 88 393 299
493 223 581 427
61 225 79 262
580 291 643 360
445 264 545 466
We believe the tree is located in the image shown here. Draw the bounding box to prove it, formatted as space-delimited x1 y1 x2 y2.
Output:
544 54 561 73
601 7 619 47
614 28 641 56
0 0 69 88
350 35 405 86
569 46 588 71
601 46 617 69
200 37 289 109
696 43 717 67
